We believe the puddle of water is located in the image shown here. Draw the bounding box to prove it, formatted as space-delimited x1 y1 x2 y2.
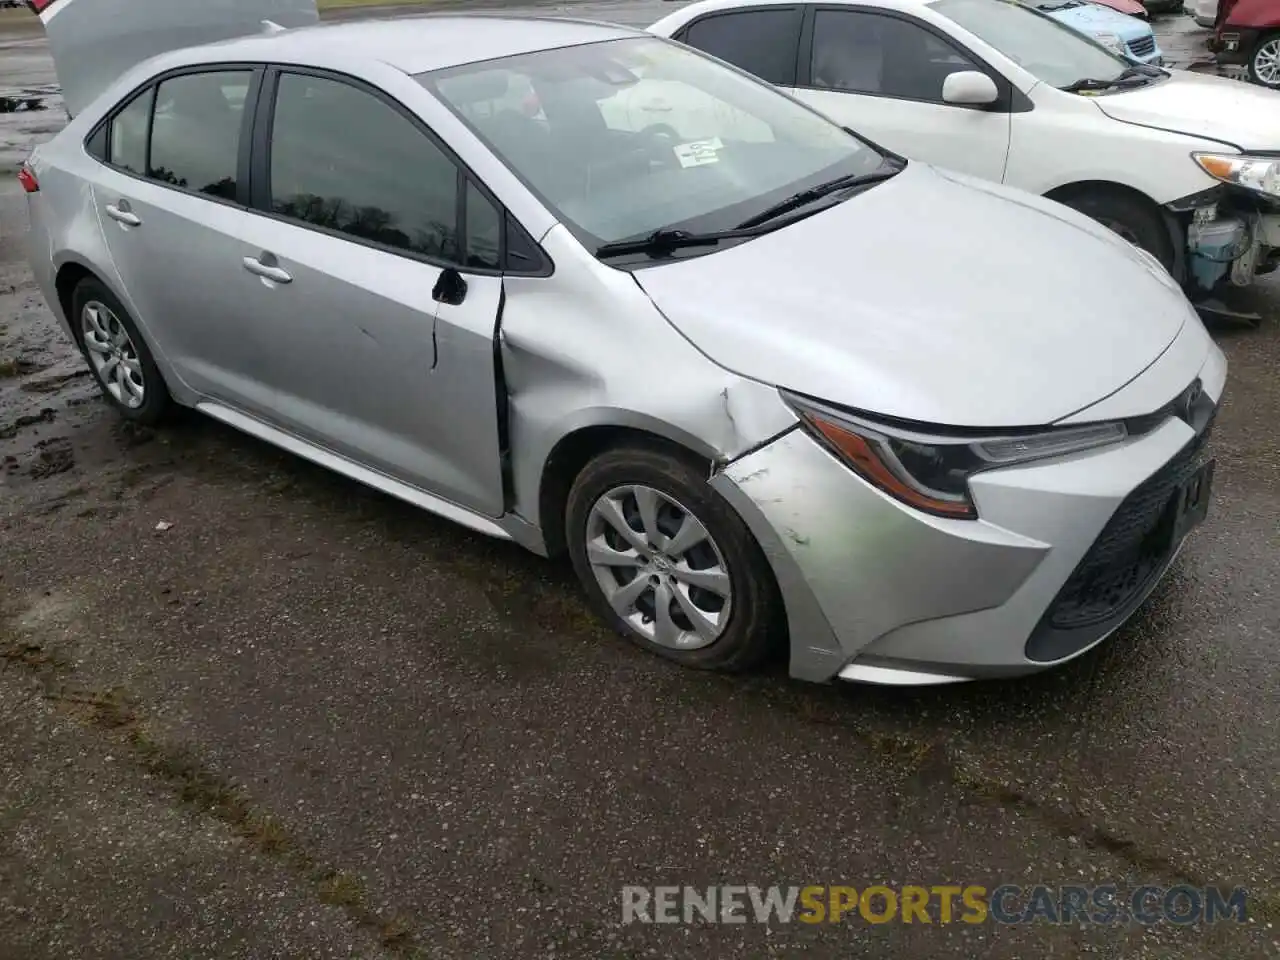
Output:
0 82 57 113
0 96 46 113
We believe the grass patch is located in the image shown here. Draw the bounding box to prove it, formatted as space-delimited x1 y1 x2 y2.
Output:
11 659 421 953
381 915 413 947
3 642 69 672
318 870 367 909
0 0 434 16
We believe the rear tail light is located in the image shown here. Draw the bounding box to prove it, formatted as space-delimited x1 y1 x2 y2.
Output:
17 162 38 193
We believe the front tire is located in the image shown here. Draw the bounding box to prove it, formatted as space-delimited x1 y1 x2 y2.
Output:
1249 32 1280 89
1059 190 1175 272
565 444 781 673
71 277 172 425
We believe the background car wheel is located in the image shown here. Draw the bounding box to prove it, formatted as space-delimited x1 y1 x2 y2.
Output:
1059 190 1175 272
71 277 172 424
1249 33 1280 88
565 443 782 673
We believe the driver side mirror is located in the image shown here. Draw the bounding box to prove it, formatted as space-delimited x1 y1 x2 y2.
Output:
941 70 999 107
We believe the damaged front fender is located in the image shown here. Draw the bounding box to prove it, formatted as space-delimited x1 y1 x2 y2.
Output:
499 224 799 546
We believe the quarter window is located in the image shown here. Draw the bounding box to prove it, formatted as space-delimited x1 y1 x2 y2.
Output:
107 87 153 175
464 180 501 271
682 9 801 86
268 72 461 261
810 10 980 102
148 70 251 198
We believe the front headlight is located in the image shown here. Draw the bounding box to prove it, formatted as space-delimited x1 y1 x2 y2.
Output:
782 392 1128 520
1092 32 1125 54
1193 152 1280 199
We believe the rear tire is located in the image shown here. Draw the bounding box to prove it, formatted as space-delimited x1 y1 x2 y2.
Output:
71 277 173 425
1248 32 1280 89
565 444 782 673
1059 190 1175 272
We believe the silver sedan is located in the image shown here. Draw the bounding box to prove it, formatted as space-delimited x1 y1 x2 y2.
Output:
21 7 1225 685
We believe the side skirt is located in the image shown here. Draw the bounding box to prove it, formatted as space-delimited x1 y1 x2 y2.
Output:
195 400 527 544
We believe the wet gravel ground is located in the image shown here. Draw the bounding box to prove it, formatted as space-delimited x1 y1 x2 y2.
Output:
2 6 1279 958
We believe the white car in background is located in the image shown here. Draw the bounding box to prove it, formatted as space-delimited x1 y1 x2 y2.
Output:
649 0 1280 299
1187 0 1218 27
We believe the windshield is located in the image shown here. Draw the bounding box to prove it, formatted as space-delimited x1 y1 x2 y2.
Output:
930 0 1130 88
419 37 886 250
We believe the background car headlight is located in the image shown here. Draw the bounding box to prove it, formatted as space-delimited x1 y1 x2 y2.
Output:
1193 152 1280 199
782 392 1128 520
1092 33 1125 54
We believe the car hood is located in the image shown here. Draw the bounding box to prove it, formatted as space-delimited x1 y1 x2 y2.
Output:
1046 2 1150 38
1093 69 1280 150
632 163 1193 428
36 0 319 119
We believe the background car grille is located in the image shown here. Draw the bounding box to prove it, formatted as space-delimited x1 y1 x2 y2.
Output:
1044 411 1216 632
1127 35 1156 58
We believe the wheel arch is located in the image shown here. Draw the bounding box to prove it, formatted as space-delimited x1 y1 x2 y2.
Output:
52 257 107 334
1042 178 1186 279
1043 178 1163 213
535 419 718 559
52 259 188 402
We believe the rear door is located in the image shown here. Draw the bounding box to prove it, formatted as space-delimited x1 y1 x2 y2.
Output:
790 6 1013 182
32 0 318 118
85 65 278 412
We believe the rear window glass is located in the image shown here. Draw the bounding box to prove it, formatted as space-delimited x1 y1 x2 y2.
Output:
682 9 801 85
148 70 251 199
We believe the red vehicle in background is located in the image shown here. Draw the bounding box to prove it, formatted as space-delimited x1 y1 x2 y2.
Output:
1209 0 1280 88
1097 0 1152 16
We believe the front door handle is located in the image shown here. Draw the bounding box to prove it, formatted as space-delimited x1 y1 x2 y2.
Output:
105 202 140 226
242 254 292 284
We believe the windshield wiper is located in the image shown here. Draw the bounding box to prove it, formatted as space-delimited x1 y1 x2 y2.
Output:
595 227 750 260
734 160 904 231
1061 64 1159 93
594 159 906 259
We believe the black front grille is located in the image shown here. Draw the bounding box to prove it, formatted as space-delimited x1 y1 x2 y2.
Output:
1033 410 1216 650
1127 35 1156 58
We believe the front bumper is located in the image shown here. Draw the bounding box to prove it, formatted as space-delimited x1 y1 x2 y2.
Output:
710 343 1227 686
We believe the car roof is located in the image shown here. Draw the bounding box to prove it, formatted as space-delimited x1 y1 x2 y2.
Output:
182 14 643 76
655 0 937 17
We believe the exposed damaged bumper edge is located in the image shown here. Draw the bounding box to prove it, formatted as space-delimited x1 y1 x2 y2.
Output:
837 661 973 686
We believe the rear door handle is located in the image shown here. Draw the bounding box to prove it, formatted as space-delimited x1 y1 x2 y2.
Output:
242 255 292 284
105 203 140 227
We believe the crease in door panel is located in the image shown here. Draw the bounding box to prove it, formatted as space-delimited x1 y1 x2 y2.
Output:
430 313 439 370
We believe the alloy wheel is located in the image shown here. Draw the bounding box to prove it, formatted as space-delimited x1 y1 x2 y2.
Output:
584 484 732 650
81 300 145 409
1254 38 1280 86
